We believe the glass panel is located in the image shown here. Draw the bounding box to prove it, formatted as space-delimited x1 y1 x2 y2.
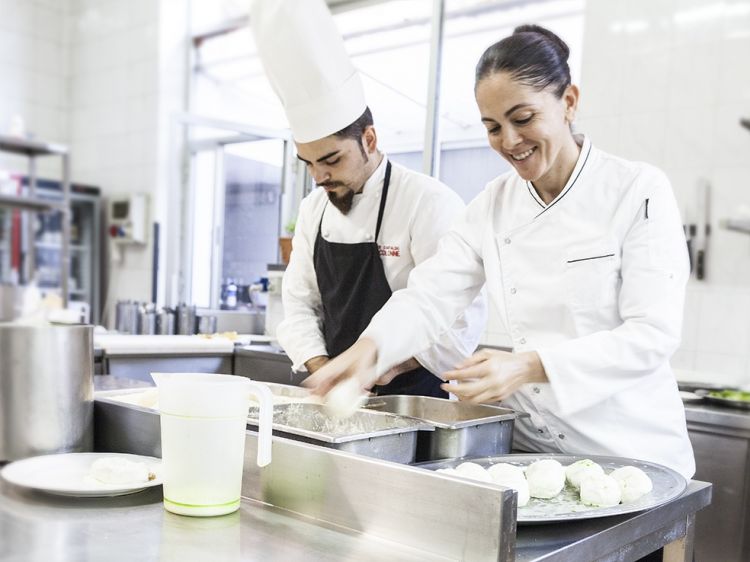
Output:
189 150 218 308
334 0 432 169
220 139 284 308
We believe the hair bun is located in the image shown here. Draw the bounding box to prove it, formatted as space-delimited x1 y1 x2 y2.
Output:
513 24 570 61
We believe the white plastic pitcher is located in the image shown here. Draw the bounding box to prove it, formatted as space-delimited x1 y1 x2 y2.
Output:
151 373 273 517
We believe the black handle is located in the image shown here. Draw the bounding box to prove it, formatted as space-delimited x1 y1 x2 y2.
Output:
696 250 705 280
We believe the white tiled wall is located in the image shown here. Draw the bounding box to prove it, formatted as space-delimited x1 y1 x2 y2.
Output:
578 0 750 386
482 1 750 386
0 0 70 176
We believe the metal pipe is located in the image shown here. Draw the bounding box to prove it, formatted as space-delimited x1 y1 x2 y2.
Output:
61 153 70 307
422 0 445 177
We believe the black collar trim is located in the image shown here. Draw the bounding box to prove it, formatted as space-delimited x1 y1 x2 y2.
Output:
531 141 592 219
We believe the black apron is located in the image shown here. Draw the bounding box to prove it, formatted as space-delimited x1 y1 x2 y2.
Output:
313 161 447 398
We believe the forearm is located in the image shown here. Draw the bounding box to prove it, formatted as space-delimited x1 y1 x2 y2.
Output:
304 355 330 374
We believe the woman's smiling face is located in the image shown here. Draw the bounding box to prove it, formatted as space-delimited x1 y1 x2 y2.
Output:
475 70 579 193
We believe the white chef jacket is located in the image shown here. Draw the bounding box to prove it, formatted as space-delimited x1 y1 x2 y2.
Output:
362 136 696 478
277 155 487 376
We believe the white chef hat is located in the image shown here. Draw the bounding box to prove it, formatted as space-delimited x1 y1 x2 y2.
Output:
249 0 367 143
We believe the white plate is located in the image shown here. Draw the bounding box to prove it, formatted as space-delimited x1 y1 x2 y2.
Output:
0 453 162 497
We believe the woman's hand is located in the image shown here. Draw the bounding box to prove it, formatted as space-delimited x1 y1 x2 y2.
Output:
442 349 547 403
302 338 379 396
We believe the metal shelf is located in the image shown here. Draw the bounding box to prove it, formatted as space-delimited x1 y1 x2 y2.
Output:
0 194 65 212
0 135 68 157
0 135 71 307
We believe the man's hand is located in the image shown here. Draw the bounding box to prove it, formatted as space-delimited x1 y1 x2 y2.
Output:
303 338 379 396
441 349 547 403
372 357 421 388
304 355 330 374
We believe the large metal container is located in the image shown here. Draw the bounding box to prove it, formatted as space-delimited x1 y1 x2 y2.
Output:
363 395 520 462
247 403 432 464
0 324 94 461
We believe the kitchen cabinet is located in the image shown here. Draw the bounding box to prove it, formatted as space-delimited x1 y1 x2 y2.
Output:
685 404 750 562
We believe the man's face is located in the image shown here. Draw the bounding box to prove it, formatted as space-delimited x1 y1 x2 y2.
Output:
296 135 370 214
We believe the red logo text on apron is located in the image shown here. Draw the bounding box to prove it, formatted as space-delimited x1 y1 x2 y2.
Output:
378 245 400 257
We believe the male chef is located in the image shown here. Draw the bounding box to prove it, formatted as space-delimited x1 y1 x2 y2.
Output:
249 0 486 397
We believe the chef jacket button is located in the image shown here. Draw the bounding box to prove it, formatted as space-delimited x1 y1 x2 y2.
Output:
519 337 526 345
537 428 544 433
366 235 373 241
533 386 540 394
504 238 511 244
558 434 565 440
324 231 330 238
510 287 517 295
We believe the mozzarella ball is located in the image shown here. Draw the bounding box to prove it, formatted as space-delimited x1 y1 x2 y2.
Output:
610 466 653 503
565 459 605 491
454 462 492 483
323 377 366 419
488 463 530 507
580 473 622 507
90 457 150 485
526 459 565 499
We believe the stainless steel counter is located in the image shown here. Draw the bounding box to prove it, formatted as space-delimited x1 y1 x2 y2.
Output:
684 401 750 431
0 472 711 562
0 375 712 561
0 479 441 562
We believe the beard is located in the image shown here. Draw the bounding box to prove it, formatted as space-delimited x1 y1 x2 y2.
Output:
326 189 355 214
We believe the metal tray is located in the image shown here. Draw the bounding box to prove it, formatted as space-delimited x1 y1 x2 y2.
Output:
363 395 521 462
415 453 687 524
247 403 433 464
695 389 750 411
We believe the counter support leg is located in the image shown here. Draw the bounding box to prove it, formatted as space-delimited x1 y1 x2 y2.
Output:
662 514 695 562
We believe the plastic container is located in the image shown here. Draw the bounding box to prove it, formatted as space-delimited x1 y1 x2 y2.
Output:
151 373 273 517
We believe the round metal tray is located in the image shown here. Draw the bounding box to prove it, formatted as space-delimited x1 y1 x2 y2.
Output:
695 389 750 411
417 453 687 524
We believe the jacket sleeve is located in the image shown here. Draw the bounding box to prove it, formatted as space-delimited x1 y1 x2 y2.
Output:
362 187 491 378
408 188 488 377
537 167 689 415
276 196 329 371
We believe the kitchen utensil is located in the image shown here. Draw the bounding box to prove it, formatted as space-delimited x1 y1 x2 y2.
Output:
137 304 156 335
197 315 217 334
363 395 520 461
151 372 273 517
0 324 94 462
115 300 139 334
176 303 196 335
0 452 162 496
247 402 431 464
157 307 175 335
417 453 687 524
695 388 750 411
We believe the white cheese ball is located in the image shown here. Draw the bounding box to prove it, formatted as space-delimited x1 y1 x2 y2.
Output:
565 459 605 491
580 473 622 507
610 466 653 503
487 463 530 507
454 462 492 483
323 377 366 419
526 459 565 499
90 457 150 485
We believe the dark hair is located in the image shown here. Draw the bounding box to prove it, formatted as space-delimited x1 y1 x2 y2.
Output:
334 106 374 141
475 24 571 98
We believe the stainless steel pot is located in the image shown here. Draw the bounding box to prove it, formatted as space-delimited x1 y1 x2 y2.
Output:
0 284 33 322
0 324 94 461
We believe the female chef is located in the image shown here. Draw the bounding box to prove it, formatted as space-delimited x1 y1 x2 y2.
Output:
305 24 695 479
